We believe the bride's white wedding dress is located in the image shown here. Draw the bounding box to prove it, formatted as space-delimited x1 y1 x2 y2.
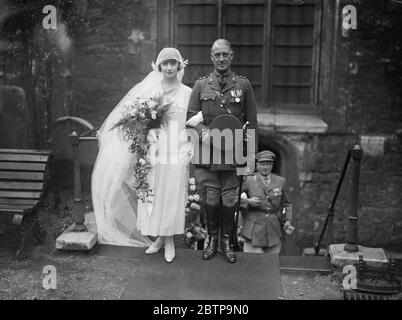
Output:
137 83 192 237
92 71 191 246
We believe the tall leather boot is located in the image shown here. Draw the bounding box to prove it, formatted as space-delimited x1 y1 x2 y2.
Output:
221 206 236 263
202 205 220 260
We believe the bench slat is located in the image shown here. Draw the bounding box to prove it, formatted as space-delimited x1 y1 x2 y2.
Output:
0 181 44 190
0 191 41 199
0 198 39 206
0 162 47 172
0 154 49 162
0 171 44 181
0 149 51 155
0 204 32 213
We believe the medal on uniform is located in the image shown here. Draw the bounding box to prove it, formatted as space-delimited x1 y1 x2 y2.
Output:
230 90 242 103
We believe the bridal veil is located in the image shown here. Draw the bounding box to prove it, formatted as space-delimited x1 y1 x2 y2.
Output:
92 48 189 246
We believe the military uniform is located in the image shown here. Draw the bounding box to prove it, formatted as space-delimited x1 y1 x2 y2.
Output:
187 70 258 171
240 173 292 251
186 69 258 263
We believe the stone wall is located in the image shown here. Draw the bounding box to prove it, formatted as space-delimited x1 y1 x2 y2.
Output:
293 0 402 251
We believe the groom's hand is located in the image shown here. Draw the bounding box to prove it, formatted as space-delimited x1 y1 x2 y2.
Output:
186 111 203 127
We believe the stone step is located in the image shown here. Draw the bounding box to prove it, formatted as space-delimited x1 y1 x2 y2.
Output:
55 211 97 250
329 243 388 268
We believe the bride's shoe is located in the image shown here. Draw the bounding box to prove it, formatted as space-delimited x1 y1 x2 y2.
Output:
164 236 175 263
145 237 164 254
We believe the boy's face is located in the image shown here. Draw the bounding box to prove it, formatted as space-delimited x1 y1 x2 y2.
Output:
257 161 273 176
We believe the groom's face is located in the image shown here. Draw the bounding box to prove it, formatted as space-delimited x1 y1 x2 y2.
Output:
211 44 233 73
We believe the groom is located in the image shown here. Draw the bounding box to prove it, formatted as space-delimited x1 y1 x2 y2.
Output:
186 39 258 263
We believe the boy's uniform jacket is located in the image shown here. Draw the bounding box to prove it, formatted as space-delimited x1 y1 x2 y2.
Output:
240 173 292 248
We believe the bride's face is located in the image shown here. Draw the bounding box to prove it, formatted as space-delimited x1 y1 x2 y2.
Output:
160 59 180 80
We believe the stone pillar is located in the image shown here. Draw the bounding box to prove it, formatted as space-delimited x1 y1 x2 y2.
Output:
69 131 87 232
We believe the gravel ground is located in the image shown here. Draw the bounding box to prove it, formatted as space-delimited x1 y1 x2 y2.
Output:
0 189 398 300
280 272 343 300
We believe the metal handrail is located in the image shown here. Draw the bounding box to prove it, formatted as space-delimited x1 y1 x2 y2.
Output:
314 149 352 255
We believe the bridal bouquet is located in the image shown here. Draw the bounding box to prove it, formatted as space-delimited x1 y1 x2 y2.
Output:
111 94 172 201
184 177 208 249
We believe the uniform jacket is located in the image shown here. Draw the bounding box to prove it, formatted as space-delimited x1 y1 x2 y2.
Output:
186 70 258 171
240 173 292 248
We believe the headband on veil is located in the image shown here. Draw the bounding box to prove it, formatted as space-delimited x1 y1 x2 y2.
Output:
151 47 189 73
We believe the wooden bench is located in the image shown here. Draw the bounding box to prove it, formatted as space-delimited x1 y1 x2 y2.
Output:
0 148 52 257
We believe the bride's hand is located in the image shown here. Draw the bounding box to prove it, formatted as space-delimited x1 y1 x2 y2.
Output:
186 111 203 127
147 129 158 143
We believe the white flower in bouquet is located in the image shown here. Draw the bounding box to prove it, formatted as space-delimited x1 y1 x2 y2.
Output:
192 194 200 201
138 158 146 165
185 207 191 213
189 177 196 185
151 110 157 120
189 184 196 191
186 232 193 239
187 195 194 202
148 100 156 108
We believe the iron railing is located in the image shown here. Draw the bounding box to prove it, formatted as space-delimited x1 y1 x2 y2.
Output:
314 144 363 256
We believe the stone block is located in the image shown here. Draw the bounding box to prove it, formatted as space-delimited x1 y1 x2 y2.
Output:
329 243 388 268
55 212 97 250
360 135 386 157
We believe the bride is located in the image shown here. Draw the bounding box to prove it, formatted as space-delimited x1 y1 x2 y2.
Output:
92 48 200 262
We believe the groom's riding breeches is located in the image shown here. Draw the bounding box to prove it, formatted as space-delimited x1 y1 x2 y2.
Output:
194 167 238 207
206 187 236 207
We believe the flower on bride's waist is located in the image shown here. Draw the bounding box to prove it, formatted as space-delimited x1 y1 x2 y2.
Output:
190 203 201 211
